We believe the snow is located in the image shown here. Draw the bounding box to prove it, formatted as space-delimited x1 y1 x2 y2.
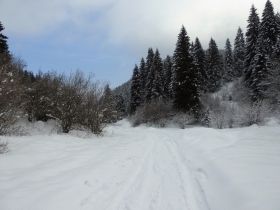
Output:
1 119 280 210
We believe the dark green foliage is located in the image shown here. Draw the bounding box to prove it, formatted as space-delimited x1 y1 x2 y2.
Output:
233 27 245 77
224 38 234 82
259 0 278 56
163 55 173 99
193 37 208 92
205 38 223 92
0 22 8 54
129 65 141 114
172 26 200 113
151 49 165 99
139 58 146 104
244 5 260 88
251 37 272 100
115 94 126 117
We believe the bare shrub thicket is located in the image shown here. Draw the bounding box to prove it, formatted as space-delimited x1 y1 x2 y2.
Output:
83 82 117 135
24 70 116 135
129 99 173 127
0 54 26 135
236 100 272 126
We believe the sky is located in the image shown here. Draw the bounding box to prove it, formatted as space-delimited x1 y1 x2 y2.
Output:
0 0 279 88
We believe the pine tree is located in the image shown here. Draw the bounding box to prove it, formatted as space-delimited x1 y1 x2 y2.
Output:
151 49 165 99
144 48 154 102
251 37 272 100
244 5 260 88
259 0 278 56
101 84 116 123
233 27 245 77
115 94 125 117
145 48 154 78
273 12 280 59
193 37 208 92
205 38 223 92
163 55 173 99
129 65 141 114
172 26 200 113
224 38 234 82
0 22 8 54
138 58 146 104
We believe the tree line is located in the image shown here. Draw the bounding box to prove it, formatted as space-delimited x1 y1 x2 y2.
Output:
127 0 280 125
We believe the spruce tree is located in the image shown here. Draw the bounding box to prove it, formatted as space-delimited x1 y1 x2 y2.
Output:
145 48 154 78
193 37 208 92
151 49 165 99
138 58 146 104
101 85 116 123
224 38 234 82
163 55 173 99
145 63 155 103
259 0 278 56
244 5 260 88
205 38 223 92
172 26 200 113
273 12 280 59
129 65 141 114
251 37 272 100
144 48 154 102
233 27 245 77
0 22 8 54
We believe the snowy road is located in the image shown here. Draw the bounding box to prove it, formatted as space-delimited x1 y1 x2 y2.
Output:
1 119 280 210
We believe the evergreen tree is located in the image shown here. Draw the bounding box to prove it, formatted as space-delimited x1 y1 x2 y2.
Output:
224 38 234 82
129 65 141 114
145 48 154 78
144 48 154 102
205 38 223 92
233 27 245 77
115 94 125 117
251 37 272 100
144 66 155 103
259 0 278 56
171 26 200 113
244 5 260 88
163 55 173 99
273 12 280 59
101 84 116 123
138 57 146 104
0 22 8 54
193 37 208 92
151 49 165 99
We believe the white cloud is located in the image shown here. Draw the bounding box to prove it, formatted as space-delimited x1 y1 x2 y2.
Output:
1 0 280 55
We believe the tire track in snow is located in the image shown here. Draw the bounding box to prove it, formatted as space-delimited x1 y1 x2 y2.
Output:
162 132 210 210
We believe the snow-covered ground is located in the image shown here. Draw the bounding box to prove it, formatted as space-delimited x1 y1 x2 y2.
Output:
0 119 280 210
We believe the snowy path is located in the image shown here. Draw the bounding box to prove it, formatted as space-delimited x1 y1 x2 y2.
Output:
1 119 280 210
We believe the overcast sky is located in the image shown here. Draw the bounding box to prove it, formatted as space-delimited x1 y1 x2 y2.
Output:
1 0 279 87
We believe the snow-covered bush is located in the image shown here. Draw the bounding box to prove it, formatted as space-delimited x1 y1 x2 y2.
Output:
201 94 237 129
231 78 251 103
129 99 173 127
0 54 25 135
172 112 195 129
236 100 272 126
0 140 9 154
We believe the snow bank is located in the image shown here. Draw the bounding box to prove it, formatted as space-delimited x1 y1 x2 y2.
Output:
0 119 279 210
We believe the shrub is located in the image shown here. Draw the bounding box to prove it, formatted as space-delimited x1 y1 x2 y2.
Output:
236 100 272 126
172 112 195 129
129 99 173 127
0 141 9 154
